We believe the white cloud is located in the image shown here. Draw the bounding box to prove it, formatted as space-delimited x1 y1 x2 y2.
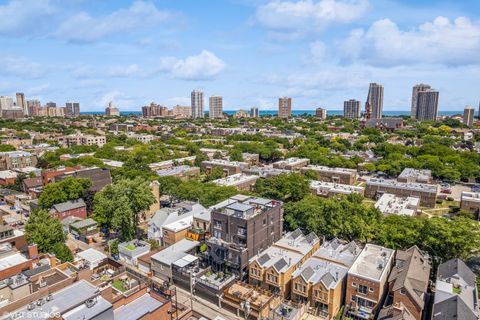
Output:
255 0 369 38
0 0 55 35
55 1 172 42
158 50 227 81
107 64 140 77
95 90 142 109
0 56 46 79
340 16 480 66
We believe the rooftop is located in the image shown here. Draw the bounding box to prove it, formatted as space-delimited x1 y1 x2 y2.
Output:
374 193 420 216
310 180 364 194
292 257 348 289
156 165 197 177
366 178 438 193
303 165 357 175
113 293 164 320
212 173 259 186
212 195 281 220
349 244 394 282
151 239 199 266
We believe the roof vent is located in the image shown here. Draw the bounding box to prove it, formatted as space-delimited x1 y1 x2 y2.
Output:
85 298 97 308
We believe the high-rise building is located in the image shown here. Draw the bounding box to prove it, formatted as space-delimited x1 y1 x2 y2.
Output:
278 97 292 118
366 83 384 119
65 102 80 117
16 93 27 116
416 89 439 121
315 107 327 120
105 101 120 117
209 96 223 119
191 90 204 119
344 99 361 119
250 107 259 118
411 84 431 119
0 96 14 111
463 105 475 127
172 105 192 118
142 102 168 118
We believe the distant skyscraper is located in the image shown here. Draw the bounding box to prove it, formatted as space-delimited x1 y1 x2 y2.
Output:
16 93 27 116
278 97 292 118
105 101 120 117
315 107 327 120
416 89 439 121
209 96 223 119
191 90 204 119
65 102 80 117
344 99 361 119
46 102 57 108
463 105 475 127
411 84 431 119
250 107 259 118
366 83 384 119
0 96 14 111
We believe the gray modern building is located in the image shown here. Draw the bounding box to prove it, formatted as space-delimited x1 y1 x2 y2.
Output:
250 107 259 118
464 105 475 127
344 99 361 119
191 89 204 119
416 89 439 121
366 83 384 119
209 95 223 119
410 84 431 119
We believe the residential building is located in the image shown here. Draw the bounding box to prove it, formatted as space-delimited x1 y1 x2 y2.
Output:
207 195 283 277
432 258 479 320
0 151 37 170
0 243 37 281
156 165 200 180
366 83 384 119
172 105 192 118
272 157 310 171
191 89 204 119
315 107 327 120
410 84 431 119
118 240 151 266
0 170 17 186
65 102 80 117
15 93 27 116
69 218 99 242
291 238 361 318
378 246 431 320
49 199 87 220
0 96 14 111
142 102 168 118
310 180 365 197
301 165 358 185
363 118 404 131
212 173 259 191
0 225 27 250
460 191 480 217
464 105 475 127
105 101 120 116
243 166 291 178
201 159 249 176
59 134 106 147
416 89 439 121
54 167 112 192
397 168 432 184
344 99 361 119
345 244 395 319
374 193 420 216
235 109 249 118
250 107 259 118
249 229 320 298
209 96 223 119
365 178 438 208
278 97 292 119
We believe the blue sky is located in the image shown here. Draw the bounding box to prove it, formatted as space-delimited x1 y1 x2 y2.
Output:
0 0 479 111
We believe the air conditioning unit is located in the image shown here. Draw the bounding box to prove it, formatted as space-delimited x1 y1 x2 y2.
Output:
85 298 97 308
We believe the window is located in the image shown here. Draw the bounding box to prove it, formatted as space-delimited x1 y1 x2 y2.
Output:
213 219 222 230
352 282 357 287
295 283 306 292
267 273 278 283
369 287 374 293
400 289 406 295
213 230 221 238
358 285 368 295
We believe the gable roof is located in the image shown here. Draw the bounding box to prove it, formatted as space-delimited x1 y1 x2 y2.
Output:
433 296 477 320
438 258 476 287
51 199 86 213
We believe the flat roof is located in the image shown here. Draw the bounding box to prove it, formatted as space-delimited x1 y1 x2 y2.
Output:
304 165 357 175
349 244 394 282
374 193 420 216
151 239 199 266
0 252 28 270
113 293 164 320
76 248 107 263
212 173 258 186
367 178 438 193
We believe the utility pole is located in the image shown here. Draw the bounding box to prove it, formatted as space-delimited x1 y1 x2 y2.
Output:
189 270 196 312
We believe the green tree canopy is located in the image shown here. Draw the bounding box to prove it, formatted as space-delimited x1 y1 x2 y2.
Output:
38 177 91 209
25 209 66 253
254 173 310 202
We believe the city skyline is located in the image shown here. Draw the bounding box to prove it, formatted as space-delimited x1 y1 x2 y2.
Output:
0 0 479 111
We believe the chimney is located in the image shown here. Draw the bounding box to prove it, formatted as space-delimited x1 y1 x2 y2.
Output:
49 254 57 268
28 244 39 261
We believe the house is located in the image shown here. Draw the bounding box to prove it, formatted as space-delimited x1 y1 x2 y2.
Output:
248 229 320 299
432 258 479 320
75 248 107 270
49 199 87 220
290 238 361 319
0 151 37 170
69 218 99 242
0 170 17 186
378 246 431 320
345 244 395 319
118 240 151 266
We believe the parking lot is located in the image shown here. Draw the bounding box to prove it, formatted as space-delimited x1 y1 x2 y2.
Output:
442 184 471 201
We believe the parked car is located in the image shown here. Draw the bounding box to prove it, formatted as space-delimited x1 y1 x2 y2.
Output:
441 188 452 194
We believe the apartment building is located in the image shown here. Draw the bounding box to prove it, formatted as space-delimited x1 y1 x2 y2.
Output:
142 102 168 118
212 173 259 191
374 193 420 216
59 134 106 148
0 225 27 250
243 166 291 178
209 96 223 119
272 157 310 171
0 151 37 170
54 167 112 192
301 165 358 185
344 99 361 119
378 246 431 320
291 238 361 319
460 191 480 217
345 244 395 319
172 105 192 118
207 195 283 277
201 159 249 176
278 97 292 119
397 168 432 184
248 229 320 298
365 178 438 208
315 107 327 120
432 258 479 320
310 180 365 198
156 165 200 180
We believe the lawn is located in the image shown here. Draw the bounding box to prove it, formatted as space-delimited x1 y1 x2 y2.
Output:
125 244 136 251
112 279 126 292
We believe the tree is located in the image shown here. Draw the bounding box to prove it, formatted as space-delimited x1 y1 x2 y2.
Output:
93 177 155 240
25 209 66 253
9 172 26 192
229 149 244 162
204 167 225 182
194 152 209 167
52 243 73 262
302 169 319 181
38 177 91 209
254 173 310 202
0 144 15 152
